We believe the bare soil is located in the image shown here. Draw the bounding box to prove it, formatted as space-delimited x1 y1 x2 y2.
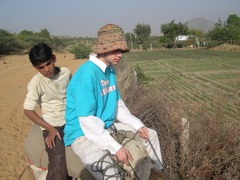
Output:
210 44 240 52
0 53 86 180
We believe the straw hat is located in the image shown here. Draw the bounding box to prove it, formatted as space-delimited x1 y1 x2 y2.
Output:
95 24 129 54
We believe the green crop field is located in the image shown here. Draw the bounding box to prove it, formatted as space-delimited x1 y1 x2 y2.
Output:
123 49 240 120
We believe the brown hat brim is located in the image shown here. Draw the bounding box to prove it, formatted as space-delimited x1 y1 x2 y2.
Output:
95 41 129 54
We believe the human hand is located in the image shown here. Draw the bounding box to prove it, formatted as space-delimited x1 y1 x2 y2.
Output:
138 127 149 142
115 147 133 166
45 127 62 148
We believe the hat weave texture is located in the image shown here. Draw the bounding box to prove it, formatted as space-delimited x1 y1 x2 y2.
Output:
95 24 129 54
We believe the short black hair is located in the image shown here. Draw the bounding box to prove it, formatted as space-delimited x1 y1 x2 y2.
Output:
29 43 53 66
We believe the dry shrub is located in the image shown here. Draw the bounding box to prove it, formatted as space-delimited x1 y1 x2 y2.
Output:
185 98 240 179
116 61 240 179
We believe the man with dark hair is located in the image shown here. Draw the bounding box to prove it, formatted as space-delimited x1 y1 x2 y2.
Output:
24 43 71 180
64 24 163 179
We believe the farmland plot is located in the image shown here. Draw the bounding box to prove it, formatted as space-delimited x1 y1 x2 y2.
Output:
124 49 240 120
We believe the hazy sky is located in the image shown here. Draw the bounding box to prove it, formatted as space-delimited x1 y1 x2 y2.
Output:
0 0 239 37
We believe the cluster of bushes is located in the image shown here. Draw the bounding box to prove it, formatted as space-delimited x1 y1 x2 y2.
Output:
0 29 54 55
0 28 96 56
69 44 92 59
0 28 95 59
116 61 240 179
0 29 25 54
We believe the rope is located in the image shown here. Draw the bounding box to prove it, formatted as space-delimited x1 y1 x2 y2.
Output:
26 148 47 171
117 128 163 170
148 139 164 169
91 125 163 179
91 150 128 180
39 148 47 170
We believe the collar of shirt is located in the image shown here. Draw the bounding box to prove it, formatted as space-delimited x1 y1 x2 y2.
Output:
89 54 113 73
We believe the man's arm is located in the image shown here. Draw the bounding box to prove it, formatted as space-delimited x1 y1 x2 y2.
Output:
116 99 149 140
79 116 133 165
24 77 62 148
24 109 61 148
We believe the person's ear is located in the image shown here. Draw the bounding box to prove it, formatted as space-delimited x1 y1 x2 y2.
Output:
52 54 56 62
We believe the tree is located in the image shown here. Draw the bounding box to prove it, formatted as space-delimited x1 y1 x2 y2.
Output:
208 14 240 45
159 36 172 47
17 30 35 48
226 14 240 44
189 29 204 38
208 18 226 42
226 24 240 44
17 28 53 48
133 23 151 45
18 30 34 37
51 36 67 51
0 29 23 54
161 20 189 47
189 29 206 47
227 14 240 26
36 29 51 39
34 28 52 45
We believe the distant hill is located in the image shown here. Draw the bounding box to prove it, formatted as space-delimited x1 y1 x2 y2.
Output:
185 17 215 33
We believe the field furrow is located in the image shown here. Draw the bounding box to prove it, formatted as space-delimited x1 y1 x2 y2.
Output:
124 49 240 120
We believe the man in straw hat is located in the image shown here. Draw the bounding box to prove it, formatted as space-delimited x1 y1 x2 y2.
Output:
64 24 163 179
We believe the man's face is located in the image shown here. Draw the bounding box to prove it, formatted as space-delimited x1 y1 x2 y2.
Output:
104 50 123 65
34 58 56 78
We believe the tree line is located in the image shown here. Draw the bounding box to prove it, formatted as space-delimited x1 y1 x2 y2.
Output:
0 14 239 55
208 14 240 45
0 28 96 55
126 14 240 49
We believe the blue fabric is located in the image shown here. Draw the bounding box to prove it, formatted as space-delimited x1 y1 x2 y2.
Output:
64 60 120 146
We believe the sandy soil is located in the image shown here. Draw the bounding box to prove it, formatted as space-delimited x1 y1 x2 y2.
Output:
210 44 240 52
0 53 86 180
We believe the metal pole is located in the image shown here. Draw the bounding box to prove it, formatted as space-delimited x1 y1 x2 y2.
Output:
130 33 134 50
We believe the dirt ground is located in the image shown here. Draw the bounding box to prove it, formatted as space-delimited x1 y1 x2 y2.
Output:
0 53 86 180
210 43 240 52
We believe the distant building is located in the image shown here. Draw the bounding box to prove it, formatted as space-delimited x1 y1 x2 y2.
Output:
176 35 199 48
176 35 189 41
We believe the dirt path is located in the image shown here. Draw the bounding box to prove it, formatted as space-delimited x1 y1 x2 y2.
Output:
0 53 86 180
